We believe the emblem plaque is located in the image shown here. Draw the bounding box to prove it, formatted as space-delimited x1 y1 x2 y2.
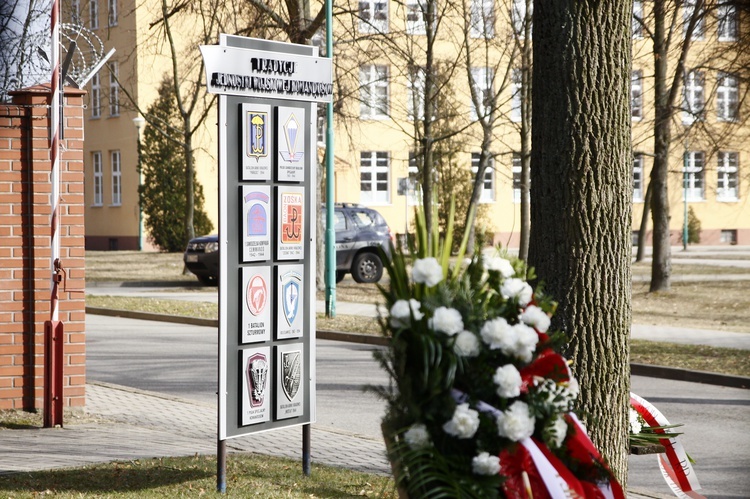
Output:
241 103 272 180
241 185 271 262
275 343 304 420
241 266 272 343
276 186 305 260
241 347 271 425
275 106 306 182
276 264 304 339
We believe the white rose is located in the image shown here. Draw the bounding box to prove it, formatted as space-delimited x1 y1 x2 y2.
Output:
501 278 533 306
629 409 643 435
472 451 501 476
484 256 515 278
454 330 481 357
480 317 514 351
429 307 464 336
520 305 551 333
389 299 424 328
412 257 443 287
496 401 536 442
443 403 480 439
512 323 539 362
493 364 523 398
404 423 431 449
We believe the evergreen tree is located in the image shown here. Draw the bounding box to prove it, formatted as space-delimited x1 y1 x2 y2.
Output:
139 77 213 252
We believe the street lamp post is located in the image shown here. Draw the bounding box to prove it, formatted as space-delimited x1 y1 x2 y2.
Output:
133 115 145 251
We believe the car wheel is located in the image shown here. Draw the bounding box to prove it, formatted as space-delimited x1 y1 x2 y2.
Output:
336 270 346 283
351 252 383 284
197 274 218 286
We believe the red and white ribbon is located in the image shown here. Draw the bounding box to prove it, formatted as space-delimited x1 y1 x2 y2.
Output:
630 392 704 498
50 0 61 321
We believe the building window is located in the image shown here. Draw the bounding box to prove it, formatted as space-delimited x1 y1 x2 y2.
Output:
717 151 738 201
89 0 99 29
511 0 530 37
632 0 643 38
717 5 738 41
360 65 389 119
91 72 101 118
716 72 738 122
406 0 427 35
471 153 494 202
108 0 117 26
71 0 81 24
93 151 103 206
682 70 704 124
512 153 522 203
407 152 420 205
111 150 121 206
720 229 737 244
407 66 426 121
109 62 119 116
631 70 643 120
359 0 388 33
683 0 703 40
470 0 494 39
510 68 522 122
470 66 493 121
633 154 644 202
360 151 390 204
683 151 704 201
317 115 326 144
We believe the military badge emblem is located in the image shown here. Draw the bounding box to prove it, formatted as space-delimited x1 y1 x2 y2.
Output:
246 352 268 407
281 350 301 401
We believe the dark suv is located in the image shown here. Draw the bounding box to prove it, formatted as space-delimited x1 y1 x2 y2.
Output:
183 203 392 285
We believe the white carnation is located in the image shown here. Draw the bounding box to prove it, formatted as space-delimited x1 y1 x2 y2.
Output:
512 323 539 362
454 330 481 357
545 415 568 449
493 364 523 398
389 299 424 328
480 317 514 351
404 423 431 449
429 307 464 336
484 256 515 278
496 401 536 442
520 305 551 333
629 409 643 435
471 451 501 476
443 403 480 439
501 278 533 306
412 257 443 287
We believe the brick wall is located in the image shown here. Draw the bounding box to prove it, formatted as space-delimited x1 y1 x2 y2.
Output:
0 85 86 411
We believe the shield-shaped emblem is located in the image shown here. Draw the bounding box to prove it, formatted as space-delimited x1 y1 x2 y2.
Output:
283 280 300 326
281 351 301 401
247 111 268 161
246 353 268 407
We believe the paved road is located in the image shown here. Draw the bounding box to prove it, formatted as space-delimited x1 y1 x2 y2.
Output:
85 314 750 497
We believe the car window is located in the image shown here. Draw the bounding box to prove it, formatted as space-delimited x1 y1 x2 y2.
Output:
334 211 347 231
350 210 376 228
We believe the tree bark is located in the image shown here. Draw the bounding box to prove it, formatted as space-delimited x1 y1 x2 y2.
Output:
529 0 632 484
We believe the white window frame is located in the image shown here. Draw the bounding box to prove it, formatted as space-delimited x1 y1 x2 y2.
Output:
717 5 738 42
111 150 121 206
470 66 493 121
631 69 643 120
91 72 101 118
89 0 99 29
108 0 117 26
470 0 494 39
632 0 643 39
407 66 426 121
406 0 427 35
71 0 81 24
683 151 705 201
512 153 522 203
92 151 103 206
109 62 119 116
683 0 704 40
682 70 704 125
407 152 420 206
360 65 389 119
716 72 738 122
360 151 390 204
633 154 644 202
717 152 738 201
359 0 388 33
510 68 522 122
471 153 494 203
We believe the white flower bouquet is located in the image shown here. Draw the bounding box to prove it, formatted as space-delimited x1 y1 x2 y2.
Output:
374 201 624 498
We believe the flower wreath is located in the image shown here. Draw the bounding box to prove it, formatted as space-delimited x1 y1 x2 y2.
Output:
374 203 624 498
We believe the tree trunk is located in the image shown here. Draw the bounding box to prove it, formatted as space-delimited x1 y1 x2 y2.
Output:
635 180 652 262
529 0 632 484
518 16 532 261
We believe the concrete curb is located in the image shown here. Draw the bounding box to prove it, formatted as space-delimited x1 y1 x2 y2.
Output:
85 308 750 390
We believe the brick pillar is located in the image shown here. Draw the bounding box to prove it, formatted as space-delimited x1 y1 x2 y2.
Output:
0 85 86 412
